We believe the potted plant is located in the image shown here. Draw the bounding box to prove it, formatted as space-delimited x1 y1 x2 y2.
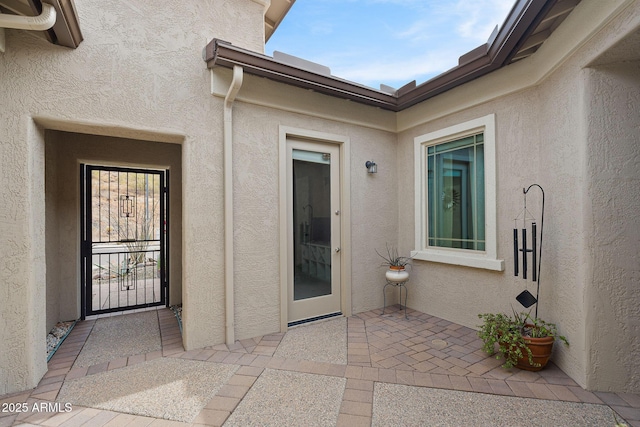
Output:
477 309 569 371
376 244 412 283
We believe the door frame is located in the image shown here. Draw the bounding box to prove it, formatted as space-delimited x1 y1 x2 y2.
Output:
80 164 169 318
278 126 351 332
287 140 341 324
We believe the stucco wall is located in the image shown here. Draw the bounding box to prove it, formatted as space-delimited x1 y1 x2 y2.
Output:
45 140 61 332
395 1 640 392
0 0 266 394
584 60 640 392
396 87 547 328
537 66 588 385
1 0 638 397
0 118 48 395
230 101 397 340
44 131 183 328
398 70 586 386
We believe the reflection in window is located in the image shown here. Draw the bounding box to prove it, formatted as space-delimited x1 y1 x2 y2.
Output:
427 134 485 251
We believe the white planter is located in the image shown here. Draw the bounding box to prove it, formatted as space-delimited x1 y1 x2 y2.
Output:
385 267 409 283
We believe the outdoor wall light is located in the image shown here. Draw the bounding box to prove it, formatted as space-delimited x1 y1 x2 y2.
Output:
365 160 377 173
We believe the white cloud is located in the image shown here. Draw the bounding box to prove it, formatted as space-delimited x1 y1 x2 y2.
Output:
395 19 435 43
453 0 514 42
331 52 455 88
309 21 334 36
387 0 513 49
267 0 515 88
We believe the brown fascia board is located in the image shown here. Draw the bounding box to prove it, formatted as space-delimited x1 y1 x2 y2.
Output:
396 0 558 110
56 0 83 47
204 0 557 112
204 39 399 111
47 0 83 48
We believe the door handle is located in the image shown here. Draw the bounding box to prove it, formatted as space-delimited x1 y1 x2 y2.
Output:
335 247 341 253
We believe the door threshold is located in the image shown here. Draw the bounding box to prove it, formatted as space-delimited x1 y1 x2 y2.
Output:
288 312 342 328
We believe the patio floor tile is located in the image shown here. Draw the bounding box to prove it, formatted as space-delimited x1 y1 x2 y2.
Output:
5 306 638 426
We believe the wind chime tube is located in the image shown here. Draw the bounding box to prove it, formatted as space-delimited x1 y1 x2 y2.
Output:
532 222 537 282
513 228 519 276
522 228 527 280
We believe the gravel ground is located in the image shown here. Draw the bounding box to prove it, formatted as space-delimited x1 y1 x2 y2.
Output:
46 321 75 359
224 369 346 427
57 358 238 422
273 317 347 364
73 311 161 367
372 382 621 427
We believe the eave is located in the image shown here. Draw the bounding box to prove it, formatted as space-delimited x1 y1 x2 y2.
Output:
264 0 295 43
205 0 581 112
204 39 399 111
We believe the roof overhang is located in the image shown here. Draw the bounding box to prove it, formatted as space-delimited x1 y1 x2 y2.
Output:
264 0 295 43
206 0 581 112
204 39 398 111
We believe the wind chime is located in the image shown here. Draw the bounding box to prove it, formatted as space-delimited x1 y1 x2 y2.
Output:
513 184 544 319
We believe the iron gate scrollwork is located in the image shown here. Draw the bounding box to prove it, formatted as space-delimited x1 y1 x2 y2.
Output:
80 165 169 317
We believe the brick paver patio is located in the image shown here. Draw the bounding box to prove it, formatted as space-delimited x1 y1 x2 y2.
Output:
1 306 638 426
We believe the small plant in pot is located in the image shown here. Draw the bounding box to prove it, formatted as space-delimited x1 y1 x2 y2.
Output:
477 309 569 371
376 244 412 283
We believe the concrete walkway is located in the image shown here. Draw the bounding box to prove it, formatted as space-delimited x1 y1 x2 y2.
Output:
1 306 638 426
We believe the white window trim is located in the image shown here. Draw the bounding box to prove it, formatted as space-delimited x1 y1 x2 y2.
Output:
413 114 504 271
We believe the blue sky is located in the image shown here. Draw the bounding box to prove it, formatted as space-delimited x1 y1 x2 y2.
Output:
266 0 515 90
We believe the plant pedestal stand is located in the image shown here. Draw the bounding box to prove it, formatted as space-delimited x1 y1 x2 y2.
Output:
382 279 408 319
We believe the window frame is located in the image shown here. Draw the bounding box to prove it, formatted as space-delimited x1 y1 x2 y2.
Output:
413 114 504 271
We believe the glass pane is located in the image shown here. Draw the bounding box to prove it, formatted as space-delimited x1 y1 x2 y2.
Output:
293 150 332 301
476 143 485 250
427 154 435 246
434 135 475 153
427 134 485 251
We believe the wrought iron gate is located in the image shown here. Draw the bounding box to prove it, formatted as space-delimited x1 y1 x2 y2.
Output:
81 165 169 317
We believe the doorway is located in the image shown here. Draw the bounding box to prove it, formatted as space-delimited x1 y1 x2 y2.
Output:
80 165 169 317
286 139 342 325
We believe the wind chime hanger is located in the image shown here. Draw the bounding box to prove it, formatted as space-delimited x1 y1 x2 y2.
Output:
513 184 545 319
513 188 537 226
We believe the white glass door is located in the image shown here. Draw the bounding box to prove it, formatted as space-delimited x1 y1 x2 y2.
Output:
287 139 341 324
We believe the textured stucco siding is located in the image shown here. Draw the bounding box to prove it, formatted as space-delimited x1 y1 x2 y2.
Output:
395 1 640 392
44 132 183 326
396 88 547 332
0 0 266 394
0 116 49 394
45 140 61 332
584 61 640 392
1 0 638 397
230 101 397 340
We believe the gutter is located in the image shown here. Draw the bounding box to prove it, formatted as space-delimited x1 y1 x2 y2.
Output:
203 0 560 112
222 65 243 345
204 39 398 111
396 0 558 109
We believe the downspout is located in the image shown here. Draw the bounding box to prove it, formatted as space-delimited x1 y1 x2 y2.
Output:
0 3 56 53
223 65 243 345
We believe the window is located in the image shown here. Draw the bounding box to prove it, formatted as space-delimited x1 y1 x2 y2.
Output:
427 133 485 250
413 114 504 271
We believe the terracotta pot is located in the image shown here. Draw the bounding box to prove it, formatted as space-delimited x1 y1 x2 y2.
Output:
386 266 409 282
515 334 555 371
